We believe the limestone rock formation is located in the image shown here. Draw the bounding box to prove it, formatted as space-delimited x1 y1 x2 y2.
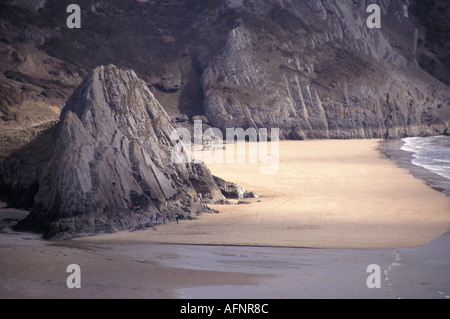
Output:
1 65 226 239
1 0 449 138
199 0 450 139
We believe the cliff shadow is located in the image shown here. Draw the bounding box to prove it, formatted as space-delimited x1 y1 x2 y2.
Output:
0 121 59 210
177 58 206 120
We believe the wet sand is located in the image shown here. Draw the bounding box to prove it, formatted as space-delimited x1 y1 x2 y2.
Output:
1 139 450 299
0 229 266 299
1 227 448 299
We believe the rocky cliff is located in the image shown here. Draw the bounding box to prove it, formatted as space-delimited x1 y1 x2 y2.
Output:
199 0 450 139
0 65 226 239
1 0 449 139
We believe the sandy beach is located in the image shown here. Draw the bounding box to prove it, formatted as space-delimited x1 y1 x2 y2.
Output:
1 139 450 299
78 139 450 249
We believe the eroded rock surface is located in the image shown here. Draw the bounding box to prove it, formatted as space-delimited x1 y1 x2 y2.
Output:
1 1 449 138
200 0 450 139
1 65 225 239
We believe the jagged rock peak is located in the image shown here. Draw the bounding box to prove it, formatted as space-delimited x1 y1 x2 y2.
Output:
6 64 225 239
61 64 176 150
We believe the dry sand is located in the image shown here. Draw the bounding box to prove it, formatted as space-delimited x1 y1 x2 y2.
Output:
81 139 450 249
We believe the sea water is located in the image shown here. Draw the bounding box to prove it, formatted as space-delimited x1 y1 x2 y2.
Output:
400 136 450 196
402 136 450 180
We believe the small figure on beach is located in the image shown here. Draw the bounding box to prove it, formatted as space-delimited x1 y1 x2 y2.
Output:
163 216 166 224
155 215 159 225
175 214 179 224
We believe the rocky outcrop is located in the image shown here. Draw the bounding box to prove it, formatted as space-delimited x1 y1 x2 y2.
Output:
0 65 226 239
213 176 257 200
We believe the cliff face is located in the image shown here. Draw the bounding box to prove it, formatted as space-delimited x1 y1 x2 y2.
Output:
199 0 450 139
0 0 449 139
1 65 225 239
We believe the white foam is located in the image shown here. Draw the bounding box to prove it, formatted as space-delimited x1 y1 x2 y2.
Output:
402 136 450 183
384 251 403 299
